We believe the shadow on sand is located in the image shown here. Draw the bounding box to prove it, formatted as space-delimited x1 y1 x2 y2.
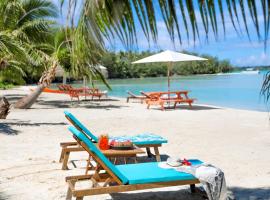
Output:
0 120 66 135
2 94 25 104
34 99 127 110
229 187 270 200
110 186 269 200
0 192 10 200
0 123 20 135
150 105 220 111
110 189 205 200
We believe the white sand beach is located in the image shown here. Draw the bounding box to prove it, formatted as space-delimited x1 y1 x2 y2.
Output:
0 87 270 200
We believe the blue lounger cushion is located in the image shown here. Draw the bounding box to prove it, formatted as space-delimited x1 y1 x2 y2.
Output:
116 160 202 184
68 126 129 184
64 111 98 142
110 133 168 145
64 110 167 145
68 126 202 185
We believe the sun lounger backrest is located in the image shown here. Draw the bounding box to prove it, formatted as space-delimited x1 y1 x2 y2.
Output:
68 126 129 184
64 111 98 142
127 91 136 97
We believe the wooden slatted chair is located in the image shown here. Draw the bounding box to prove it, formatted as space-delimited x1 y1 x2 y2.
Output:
66 126 202 200
126 91 147 103
60 111 168 170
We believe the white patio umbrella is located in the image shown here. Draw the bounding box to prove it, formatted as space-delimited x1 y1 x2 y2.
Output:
132 50 207 94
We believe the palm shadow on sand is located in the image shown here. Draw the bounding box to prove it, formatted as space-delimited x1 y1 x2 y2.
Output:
34 98 128 110
0 192 10 200
0 123 20 135
2 94 25 103
0 120 67 135
150 105 220 111
229 187 270 200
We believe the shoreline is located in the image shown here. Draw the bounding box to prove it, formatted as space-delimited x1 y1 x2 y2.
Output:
4 85 269 113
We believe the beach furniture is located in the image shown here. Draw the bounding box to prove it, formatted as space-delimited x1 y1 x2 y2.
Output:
57 84 107 101
142 91 195 111
60 111 167 169
126 91 147 103
65 126 202 200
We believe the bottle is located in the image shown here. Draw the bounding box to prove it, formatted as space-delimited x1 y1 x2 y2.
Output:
98 134 109 150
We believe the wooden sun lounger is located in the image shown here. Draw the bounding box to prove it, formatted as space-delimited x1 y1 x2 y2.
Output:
60 111 167 170
126 91 147 103
65 126 201 200
58 84 107 101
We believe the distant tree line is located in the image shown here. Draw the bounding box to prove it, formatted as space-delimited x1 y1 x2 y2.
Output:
101 51 233 79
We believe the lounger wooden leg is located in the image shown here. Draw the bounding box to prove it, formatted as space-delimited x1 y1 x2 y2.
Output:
85 155 91 175
66 187 72 200
147 103 150 109
153 147 161 162
190 184 196 193
62 152 70 170
76 197 83 200
160 103 165 111
59 148 65 162
188 102 192 108
146 147 152 158
126 97 129 103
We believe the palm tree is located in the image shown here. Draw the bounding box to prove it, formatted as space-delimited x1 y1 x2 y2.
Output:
14 28 71 108
1 0 108 110
0 0 58 109
64 0 270 101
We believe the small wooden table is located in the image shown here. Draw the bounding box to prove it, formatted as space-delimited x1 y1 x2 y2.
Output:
85 145 145 174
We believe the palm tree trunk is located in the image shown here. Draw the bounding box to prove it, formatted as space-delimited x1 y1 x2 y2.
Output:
0 97 10 119
14 62 58 109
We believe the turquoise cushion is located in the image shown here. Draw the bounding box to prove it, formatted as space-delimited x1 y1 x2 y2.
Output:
110 133 167 145
64 111 167 145
68 126 129 184
116 160 202 185
64 111 98 142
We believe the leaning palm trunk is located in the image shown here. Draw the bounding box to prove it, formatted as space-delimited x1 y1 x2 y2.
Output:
0 97 10 119
14 61 58 109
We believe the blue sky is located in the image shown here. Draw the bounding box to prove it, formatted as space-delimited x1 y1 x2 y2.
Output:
53 0 270 67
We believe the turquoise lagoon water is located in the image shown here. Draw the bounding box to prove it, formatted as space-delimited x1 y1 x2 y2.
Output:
72 71 269 112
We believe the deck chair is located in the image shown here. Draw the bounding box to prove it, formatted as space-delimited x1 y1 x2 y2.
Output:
66 126 202 200
126 91 146 103
60 111 167 170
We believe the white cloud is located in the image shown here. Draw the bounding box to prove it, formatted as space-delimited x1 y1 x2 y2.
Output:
235 52 270 66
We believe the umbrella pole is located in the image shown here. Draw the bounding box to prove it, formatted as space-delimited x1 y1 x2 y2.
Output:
83 76 87 100
167 62 172 105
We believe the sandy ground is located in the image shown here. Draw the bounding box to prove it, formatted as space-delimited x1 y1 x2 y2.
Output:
0 87 270 200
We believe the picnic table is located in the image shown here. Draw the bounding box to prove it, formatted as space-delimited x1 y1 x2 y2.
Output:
143 91 195 111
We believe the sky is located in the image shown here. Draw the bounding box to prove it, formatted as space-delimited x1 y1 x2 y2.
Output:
54 0 270 67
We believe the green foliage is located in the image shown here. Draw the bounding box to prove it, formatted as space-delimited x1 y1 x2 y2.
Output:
64 0 269 51
0 82 14 89
101 51 233 79
0 0 58 85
